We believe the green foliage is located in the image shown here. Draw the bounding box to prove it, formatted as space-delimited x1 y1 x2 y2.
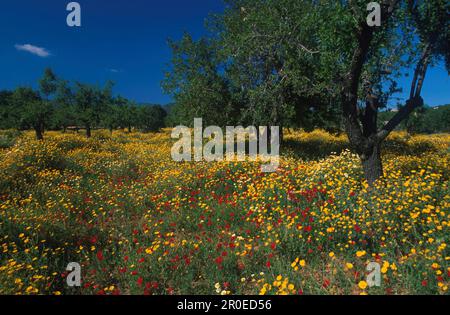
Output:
163 34 234 127
0 130 21 149
380 105 450 134
163 0 448 145
410 0 450 71
12 87 52 138
137 105 167 132
39 68 58 100
74 82 104 130
0 91 17 130
1 68 168 138
52 80 78 130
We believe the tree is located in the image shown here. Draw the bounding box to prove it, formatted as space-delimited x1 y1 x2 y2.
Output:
13 87 51 140
39 68 58 100
165 0 448 183
102 98 121 135
53 80 77 132
209 0 351 142
119 100 138 133
335 0 449 184
98 82 116 134
162 33 235 127
0 91 16 130
137 105 167 132
74 83 100 138
72 81 114 137
17 68 59 140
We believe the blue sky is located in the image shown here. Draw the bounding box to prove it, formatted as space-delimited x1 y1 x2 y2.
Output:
0 0 224 104
0 0 449 106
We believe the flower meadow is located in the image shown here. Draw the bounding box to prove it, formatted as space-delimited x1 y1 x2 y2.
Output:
0 129 449 295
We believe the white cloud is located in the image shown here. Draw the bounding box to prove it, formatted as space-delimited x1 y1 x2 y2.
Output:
107 68 121 73
15 44 51 58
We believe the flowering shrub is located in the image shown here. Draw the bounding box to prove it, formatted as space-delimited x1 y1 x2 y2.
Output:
0 130 449 295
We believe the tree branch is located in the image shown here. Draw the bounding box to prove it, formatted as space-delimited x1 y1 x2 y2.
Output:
377 46 430 140
341 0 400 152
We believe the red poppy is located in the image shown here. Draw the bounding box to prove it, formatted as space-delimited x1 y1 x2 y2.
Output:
96 250 104 261
119 267 127 274
215 256 223 265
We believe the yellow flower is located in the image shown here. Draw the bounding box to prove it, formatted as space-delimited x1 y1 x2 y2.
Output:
358 281 368 290
381 261 389 274
356 250 366 258
346 263 354 270
390 263 397 271
329 252 335 258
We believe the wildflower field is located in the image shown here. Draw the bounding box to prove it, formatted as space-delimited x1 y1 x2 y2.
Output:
0 129 449 295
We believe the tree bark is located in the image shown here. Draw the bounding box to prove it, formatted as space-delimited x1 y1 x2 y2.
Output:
35 126 43 140
86 125 91 138
338 1 408 185
361 142 383 185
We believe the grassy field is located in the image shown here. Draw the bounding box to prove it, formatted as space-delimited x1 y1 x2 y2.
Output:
0 129 449 295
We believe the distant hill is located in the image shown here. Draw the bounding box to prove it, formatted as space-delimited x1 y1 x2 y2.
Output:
379 103 450 134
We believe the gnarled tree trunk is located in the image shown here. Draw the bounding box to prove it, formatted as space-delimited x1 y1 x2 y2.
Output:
339 2 430 185
361 143 383 185
35 126 43 140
